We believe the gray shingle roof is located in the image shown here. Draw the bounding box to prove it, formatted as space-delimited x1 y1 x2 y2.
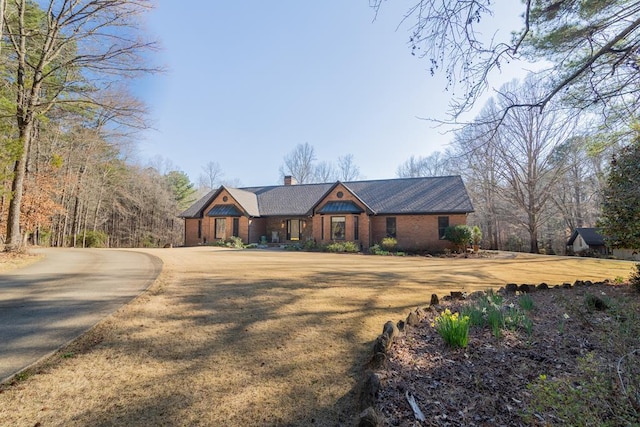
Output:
180 176 473 218
243 183 333 216
226 187 259 216
568 228 606 246
344 176 473 214
179 189 216 218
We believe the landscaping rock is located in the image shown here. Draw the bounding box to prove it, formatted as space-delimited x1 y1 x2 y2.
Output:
358 407 382 427
430 294 439 305
505 283 518 293
450 291 464 300
518 284 535 293
406 311 420 326
537 283 549 290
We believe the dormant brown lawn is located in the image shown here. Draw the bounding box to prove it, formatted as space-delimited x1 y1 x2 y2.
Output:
0 247 634 426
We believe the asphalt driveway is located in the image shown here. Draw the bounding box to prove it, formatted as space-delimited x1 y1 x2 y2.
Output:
0 248 162 382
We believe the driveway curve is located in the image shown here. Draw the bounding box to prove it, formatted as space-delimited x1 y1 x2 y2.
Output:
0 248 162 382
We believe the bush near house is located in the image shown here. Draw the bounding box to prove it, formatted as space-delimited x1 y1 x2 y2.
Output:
443 225 472 252
380 237 398 251
324 241 360 253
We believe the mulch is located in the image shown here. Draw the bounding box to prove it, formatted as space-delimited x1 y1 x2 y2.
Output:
373 282 640 426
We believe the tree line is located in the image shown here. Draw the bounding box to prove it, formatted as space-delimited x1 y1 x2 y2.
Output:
0 0 195 249
396 76 634 254
384 0 640 254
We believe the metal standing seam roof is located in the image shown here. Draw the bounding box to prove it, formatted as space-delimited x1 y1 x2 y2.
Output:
180 176 474 218
317 200 365 214
206 204 244 217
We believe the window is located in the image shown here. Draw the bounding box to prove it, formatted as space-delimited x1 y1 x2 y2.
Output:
331 216 346 240
197 220 202 239
386 217 396 238
215 218 226 239
321 216 324 240
232 218 239 237
438 216 449 240
353 216 359 240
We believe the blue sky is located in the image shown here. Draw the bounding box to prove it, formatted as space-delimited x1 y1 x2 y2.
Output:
135 1 530 187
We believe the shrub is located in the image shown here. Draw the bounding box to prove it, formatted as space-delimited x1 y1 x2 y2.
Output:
443 225 472 252
369 244 389 255
228 236 244 248
630 263 640 292
303 239 318 251
434 308 470 348
380 237 398 251
325 241 359 253
78 230 108 248
471 225 482 246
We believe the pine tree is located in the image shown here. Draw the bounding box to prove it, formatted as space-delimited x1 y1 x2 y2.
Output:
598 135 640 249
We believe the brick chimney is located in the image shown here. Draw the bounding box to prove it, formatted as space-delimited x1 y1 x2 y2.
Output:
284 175 297 186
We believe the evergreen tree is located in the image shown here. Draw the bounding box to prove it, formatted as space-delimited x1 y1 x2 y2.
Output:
598 134 640 249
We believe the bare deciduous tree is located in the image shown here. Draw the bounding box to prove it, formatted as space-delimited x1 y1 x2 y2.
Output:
313 161 338 183
491 79 577 253
337 154 361 181
396 151 451 178
279 142 316 184
198 161 224 190
372 1 640 119
2 0 158 251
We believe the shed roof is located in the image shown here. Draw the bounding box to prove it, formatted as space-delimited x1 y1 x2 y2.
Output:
567 228 606 246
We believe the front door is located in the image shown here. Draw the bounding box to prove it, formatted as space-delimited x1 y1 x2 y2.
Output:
287 219 301 241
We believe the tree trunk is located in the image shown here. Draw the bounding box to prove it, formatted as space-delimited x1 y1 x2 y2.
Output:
5 121 33 251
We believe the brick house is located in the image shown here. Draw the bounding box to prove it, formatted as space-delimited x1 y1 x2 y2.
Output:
179 176 474 252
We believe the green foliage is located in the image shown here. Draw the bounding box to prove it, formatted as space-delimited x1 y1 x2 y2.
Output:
325 241 359 253
303 239 318 251
434 308 470 348
78 230 108 248
368 244 389 256
471 225 482 245
380 237 398 251
519 293 535 311
486 308 504 338
211 236 244 249
525 353 637 426
165 170 197 211
598 135 640 250
461 290 533 339
443 225 472 252
630 264 640 292
228 236 244 249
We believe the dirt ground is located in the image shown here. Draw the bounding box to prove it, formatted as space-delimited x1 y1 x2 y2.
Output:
376 282 640 426
0 248 635 426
